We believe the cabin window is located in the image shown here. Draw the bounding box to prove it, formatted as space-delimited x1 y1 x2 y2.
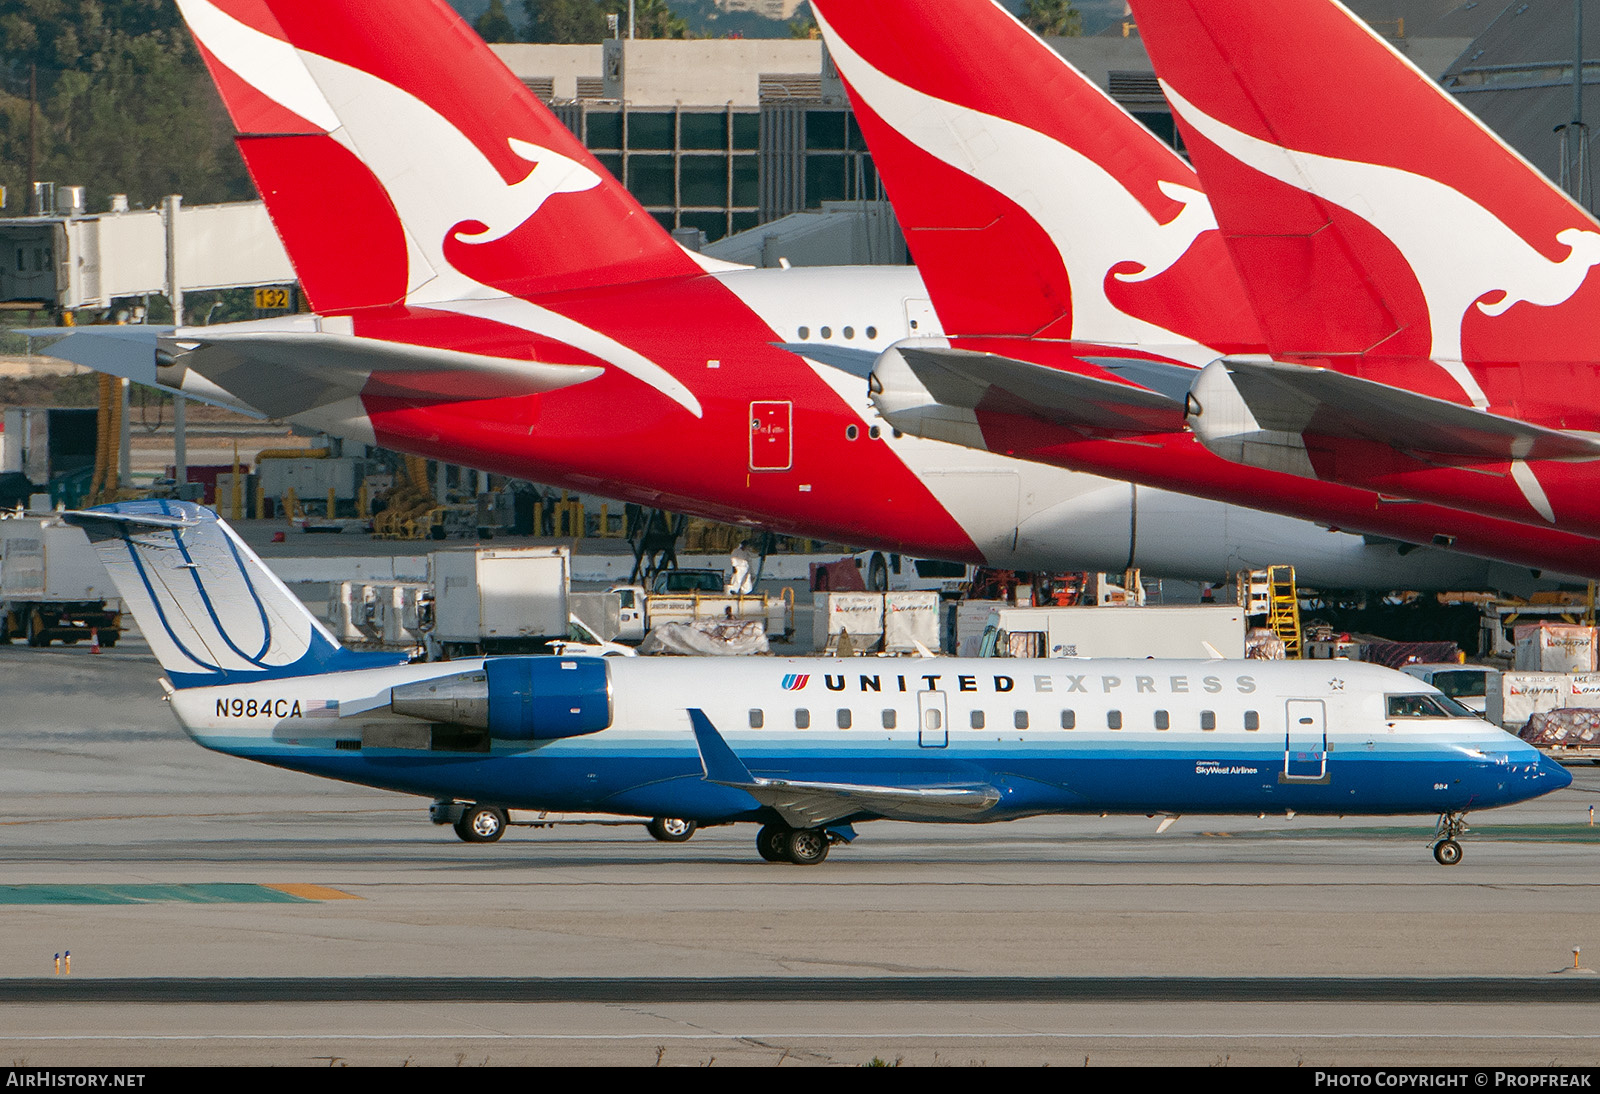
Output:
837 709 852 729
1200 710 1216 731
866 326 878 339
1014 710 1029 730
797 326 810 340
970 710 986 729
1107 710 1122 730
843 326 855 339
821 326 833 339
869 425 882 440
1154 710 1169 730
748 709 764 729
845 424 859 441
1061 710 1075 729
795 709 811 729
882 709 896 729
1244 710 1260 731
925 708 942 730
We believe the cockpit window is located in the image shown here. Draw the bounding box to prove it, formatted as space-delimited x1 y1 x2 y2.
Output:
1387 693 1470 719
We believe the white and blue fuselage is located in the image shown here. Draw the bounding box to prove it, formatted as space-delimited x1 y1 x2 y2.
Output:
168 654 1565 824
62 501 1569 861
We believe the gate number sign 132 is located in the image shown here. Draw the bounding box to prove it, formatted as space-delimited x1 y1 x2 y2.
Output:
254 287 291 310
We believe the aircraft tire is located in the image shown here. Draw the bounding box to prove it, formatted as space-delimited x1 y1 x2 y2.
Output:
756 824 789 862
455 804 507 843
868 553 888 593
647 817 697 843
785 827 830 865
1433 839 1463 866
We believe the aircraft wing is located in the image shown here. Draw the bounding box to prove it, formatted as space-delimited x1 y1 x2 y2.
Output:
1194 357 1600 465
687 709 1001 828
876 339 1190 447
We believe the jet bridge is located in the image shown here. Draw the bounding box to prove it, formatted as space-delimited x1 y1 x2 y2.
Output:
0 198 293 311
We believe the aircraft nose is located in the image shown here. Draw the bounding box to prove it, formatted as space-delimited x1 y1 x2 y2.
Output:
1536 755 1574 791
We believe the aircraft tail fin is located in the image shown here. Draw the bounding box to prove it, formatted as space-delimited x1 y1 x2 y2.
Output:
810 0 1259 352
61 501 405 688
174 0 700 313
1128 0 1600 364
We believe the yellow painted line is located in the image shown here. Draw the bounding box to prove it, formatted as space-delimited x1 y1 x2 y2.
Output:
263 883 361 901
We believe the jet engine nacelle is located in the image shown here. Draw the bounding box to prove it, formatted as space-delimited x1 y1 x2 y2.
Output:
867 338 989 451
390 657 613 740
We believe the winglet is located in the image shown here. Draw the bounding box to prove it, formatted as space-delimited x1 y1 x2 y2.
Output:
687 709 758 787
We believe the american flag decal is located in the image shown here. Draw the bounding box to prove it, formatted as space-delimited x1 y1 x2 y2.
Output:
781 674 809 691
303 700 340 719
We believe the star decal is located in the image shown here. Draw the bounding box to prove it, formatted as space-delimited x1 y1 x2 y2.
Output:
1328 678 1346 692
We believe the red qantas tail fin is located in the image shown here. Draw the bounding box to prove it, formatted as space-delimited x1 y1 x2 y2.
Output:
176 0 699 313
810 0 1259 355
1128 0 1600 368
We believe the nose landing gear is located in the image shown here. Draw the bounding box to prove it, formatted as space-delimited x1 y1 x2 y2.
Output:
1432 813 1468 865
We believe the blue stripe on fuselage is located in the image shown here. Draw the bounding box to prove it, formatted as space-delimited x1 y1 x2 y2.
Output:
194 739 1564 823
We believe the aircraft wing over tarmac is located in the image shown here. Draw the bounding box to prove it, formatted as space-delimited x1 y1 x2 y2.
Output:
60 500 1570 867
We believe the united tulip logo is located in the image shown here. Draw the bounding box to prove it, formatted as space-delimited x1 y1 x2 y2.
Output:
781 674 810 691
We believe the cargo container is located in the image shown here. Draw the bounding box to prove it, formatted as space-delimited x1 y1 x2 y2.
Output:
811 591 940 655
1513 623 1598 673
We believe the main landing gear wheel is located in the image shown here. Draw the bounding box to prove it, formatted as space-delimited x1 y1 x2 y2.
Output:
784 827 830 865
756 824 788 862
647 817 697 843
1433 839 1463 866
454 804 507 843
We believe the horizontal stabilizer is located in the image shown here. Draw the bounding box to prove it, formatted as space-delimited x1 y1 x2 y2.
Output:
27 326 263 417
1189 357 1600 473
871 341 1186 448
24 325 167 386
687 709 1001 828
158 321 603 420
63 508 200 540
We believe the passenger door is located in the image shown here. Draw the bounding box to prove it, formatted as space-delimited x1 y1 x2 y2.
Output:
749 401 792 471
1283 699 1328 782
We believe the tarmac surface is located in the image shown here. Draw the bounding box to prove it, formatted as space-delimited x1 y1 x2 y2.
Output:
2 633 1599 1066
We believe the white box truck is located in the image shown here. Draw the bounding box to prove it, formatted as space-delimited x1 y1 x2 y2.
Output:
0 516 121 647
427 546 570 657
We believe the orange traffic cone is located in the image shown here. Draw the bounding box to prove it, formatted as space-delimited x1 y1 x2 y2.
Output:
89 627 101 654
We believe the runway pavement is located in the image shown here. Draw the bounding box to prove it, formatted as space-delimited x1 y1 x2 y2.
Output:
2 633 1598 1065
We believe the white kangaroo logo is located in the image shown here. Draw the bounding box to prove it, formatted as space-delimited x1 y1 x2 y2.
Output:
1164 82 1600 405
814 6 1221 364
1164 82 1600 523
177 0 702 415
